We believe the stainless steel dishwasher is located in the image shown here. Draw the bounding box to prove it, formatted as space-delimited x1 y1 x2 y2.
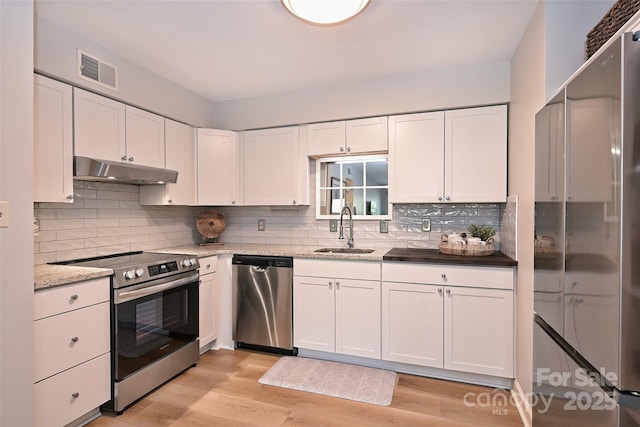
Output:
232 255 296 355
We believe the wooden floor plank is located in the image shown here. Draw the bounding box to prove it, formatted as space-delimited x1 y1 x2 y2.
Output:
89 348 523 427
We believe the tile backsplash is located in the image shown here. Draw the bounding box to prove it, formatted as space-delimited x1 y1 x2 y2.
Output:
34 170 510 264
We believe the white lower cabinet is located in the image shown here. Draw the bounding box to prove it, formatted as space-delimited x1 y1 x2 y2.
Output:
199 255 219 352
33 277 111 427
382 262 514 378
294 259 381 359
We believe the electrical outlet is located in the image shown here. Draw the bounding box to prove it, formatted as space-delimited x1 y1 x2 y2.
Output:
379 220 388 233
329 219 338 232
421 218 431 232
0 201 9 228
258 219 265 231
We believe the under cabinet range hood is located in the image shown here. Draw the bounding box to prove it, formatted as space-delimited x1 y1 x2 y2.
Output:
73 156 178 185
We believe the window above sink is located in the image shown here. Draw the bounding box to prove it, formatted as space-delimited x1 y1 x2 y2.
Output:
316 155 391 220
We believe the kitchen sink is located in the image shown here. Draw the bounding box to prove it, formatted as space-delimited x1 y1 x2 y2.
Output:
314 247 376 254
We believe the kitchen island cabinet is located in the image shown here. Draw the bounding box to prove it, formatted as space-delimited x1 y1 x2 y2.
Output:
140 119 196 205
33 277 111 427
293 258 381 359
196 128 240 206
307 116 388 158
382 262 514 378
241 126 308 206
74 88 165 168
389 105 507 203
34 74 74 203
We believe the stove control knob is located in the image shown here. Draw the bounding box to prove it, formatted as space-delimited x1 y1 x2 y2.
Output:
182 259 191 267
189 258 197 266
135 268 144 278
124 270 136 280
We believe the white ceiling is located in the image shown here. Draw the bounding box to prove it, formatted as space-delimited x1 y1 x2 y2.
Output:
35 0 539 103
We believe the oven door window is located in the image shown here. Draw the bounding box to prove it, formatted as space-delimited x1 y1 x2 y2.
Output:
115 281 198 380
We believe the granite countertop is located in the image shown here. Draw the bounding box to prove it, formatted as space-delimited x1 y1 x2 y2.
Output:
35 244 517 290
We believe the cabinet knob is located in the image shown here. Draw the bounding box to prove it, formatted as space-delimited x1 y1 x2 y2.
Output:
437 288 443 293
445 196 450 201
571 281 577 287
65 194 74 201
340 146 345 152
437 196 443 201
446 289 451 294
441 273 447 280
328 281 333 289
206 264 211 269
71 392 79 399
128 157 134 162
121 155 127 161
167 199 173 204
335 281 340 288
292 200 296 205
70 336 79 343
575 296 584 303
346 146 351 153
70 294 78 302
232 200 236 205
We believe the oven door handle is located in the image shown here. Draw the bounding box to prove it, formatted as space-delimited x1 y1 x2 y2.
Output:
114 272 199 304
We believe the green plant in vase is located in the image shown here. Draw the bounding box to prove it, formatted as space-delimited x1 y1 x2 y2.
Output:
467 224 496 242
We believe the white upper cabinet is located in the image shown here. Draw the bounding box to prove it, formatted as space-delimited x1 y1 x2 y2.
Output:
124 105 165 168
74 88 165 168
242 126 308 206
34 74 74 203
444 105 507 202
389 111 445 203
307 116 388 158
389 105 507 203
140 119 195 205
196 128 240 206
74 88 126 162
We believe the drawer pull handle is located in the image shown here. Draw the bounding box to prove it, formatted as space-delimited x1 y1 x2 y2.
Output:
70 294 79 301
71 336 79 343
71 392 79 399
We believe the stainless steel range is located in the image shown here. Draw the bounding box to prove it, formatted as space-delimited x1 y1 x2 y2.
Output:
55 251 200 414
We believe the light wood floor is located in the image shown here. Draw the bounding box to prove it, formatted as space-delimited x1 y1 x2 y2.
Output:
89 349 524 426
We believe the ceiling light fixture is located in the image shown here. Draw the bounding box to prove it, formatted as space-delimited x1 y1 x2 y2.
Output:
281 0 371 25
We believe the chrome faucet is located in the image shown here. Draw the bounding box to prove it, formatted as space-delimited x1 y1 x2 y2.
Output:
339 205 354 248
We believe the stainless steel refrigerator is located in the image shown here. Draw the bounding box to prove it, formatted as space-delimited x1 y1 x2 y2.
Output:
534 31 640 426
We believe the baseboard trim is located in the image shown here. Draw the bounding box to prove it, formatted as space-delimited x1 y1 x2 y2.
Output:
512 378 532 427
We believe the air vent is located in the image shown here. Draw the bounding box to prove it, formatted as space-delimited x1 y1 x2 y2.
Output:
77 50 118 90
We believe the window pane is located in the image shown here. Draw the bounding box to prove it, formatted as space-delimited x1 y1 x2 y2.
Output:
342 162 363 187
365 188 389 215
345 188 364 215
366 160 388 186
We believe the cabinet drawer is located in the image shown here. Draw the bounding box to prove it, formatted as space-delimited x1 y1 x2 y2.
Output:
34 353 110 427
382 262 514 290
34 277 110 320
199 255 218 274
34 302 110 382
295 258 380 281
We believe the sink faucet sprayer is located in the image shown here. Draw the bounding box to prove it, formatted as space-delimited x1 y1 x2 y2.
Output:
339 205 354 248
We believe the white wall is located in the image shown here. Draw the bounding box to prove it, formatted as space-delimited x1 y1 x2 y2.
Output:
35 16 218 128
212 61 511 130
545 0 615 101
0 1 35 425
510 2 546 423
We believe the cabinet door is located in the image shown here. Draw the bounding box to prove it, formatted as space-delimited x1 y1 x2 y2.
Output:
535 100 564 202
293 275 335 352
196 128 239 205
335 278 381 359
382 281 443 367
199 272 216 352
74 88 126 162
444 105 507 202
34 75 74 203
125 106 165 168
346 116 388 155
243 126 300 205
307 121 346 157
139 119 195 205
389 112 445 203
444 286 513 377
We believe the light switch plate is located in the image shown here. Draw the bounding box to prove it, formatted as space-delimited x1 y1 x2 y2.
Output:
379 220 388 233
329 219 338 232
421 218 431 232
258 219 265 231
0 201 9 228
